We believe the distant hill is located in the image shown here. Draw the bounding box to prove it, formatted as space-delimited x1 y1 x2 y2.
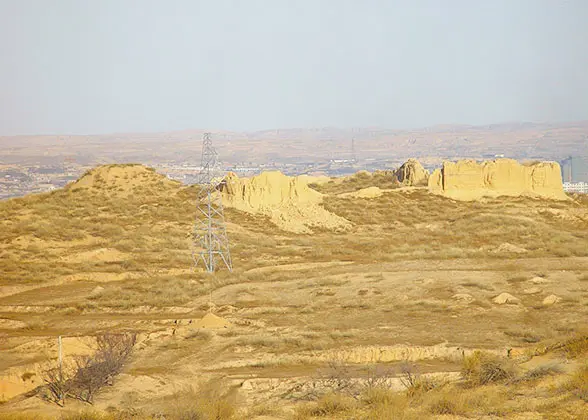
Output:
1 121 587 165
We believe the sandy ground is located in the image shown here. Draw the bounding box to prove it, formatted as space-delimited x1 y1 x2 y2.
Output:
0 166 587 418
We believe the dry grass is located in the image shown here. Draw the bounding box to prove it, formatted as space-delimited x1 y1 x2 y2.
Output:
293 381 513 419
1 167 588 418
564 364 588 402
461 351 516 386
560 335 588 359
158 385 236 420
292 361 588 419
319 190 588 261
294 393 357 418
2 174 587 296
291 333 588 418
516 362 564 382
309 171 400 195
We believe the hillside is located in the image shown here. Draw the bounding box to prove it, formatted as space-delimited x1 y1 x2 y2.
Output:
0 164 587 419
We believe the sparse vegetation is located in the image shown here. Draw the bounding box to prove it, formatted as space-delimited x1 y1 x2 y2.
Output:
565 364 588 402
1 165 587 418
399 363 439 398
309 170 400 195
461 351 516 386
561 335 588 358
516 362 563 382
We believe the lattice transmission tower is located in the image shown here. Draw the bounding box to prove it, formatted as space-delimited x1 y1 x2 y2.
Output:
192 133 233 273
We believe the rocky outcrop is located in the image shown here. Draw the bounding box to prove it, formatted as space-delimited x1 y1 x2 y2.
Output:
220 171 351 233
393 159 429 186
428 159 567 200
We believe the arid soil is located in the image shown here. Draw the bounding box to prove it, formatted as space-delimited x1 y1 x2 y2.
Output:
0 165 587 419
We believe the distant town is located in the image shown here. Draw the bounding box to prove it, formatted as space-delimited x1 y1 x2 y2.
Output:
2 122 588 199
2 153 587 200
0 156 405 200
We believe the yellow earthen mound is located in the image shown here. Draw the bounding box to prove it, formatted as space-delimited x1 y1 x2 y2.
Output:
393 158 429 186
221 171 351 233
339 186 384 199
67 164 180 195
194 313 231 329
428 158 567 200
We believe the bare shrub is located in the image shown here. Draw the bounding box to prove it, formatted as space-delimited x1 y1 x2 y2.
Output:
42 333 136 406
285 361 398 403
42 366 72 406
461 351 516 387
364 364 395 392
313 361 357 398
69 333 137 403
399 362 438 398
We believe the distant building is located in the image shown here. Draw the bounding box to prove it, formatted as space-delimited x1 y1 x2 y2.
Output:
561 156 588 183
37 184 57 192
563 182 588 194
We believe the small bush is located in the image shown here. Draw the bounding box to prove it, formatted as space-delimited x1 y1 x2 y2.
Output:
163 384 235 420
428 395 458 415
172 400 234 420
561 335 588 358
461 351 516 386
565 365 588 402
299 393 355 417
245 403 278 417
361 387 398 406
399 363 438 398
362 389 410 420
517 362 563 382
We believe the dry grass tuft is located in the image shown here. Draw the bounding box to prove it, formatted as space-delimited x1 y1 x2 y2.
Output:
295 393 356 418
516 362 564 382
461 351 516 386
161 384 236 420
566 365 588 402
427 394 460 415
561 335 588 359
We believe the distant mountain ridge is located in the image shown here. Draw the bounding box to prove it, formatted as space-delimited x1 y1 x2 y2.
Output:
1 121 587 165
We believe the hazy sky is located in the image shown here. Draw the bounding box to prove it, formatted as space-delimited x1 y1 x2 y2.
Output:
1 0 587 135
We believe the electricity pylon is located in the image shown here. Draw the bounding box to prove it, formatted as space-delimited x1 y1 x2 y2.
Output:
192 133 233 273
